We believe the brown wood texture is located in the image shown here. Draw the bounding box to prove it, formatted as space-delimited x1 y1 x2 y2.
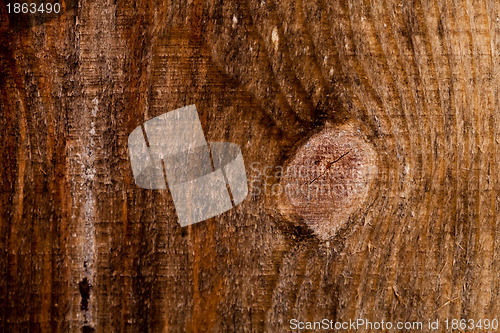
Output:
1 0 500 331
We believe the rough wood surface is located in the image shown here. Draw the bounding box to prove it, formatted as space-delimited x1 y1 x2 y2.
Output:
1 0 500 331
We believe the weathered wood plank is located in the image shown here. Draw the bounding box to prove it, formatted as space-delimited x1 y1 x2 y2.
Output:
1 0 499 331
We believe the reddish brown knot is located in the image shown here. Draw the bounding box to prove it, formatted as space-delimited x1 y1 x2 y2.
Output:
276 123 377 239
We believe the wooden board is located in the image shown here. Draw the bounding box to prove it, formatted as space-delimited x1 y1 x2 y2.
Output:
1 0 499 331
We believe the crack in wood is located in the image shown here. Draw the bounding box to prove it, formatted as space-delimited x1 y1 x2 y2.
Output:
309 151 351 185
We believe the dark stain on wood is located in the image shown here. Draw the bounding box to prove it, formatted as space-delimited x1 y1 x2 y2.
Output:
78 278 91 311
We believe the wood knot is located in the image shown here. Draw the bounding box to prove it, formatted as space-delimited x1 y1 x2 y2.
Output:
276 123 377 240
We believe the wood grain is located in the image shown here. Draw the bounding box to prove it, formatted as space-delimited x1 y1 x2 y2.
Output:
1 0 499 331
